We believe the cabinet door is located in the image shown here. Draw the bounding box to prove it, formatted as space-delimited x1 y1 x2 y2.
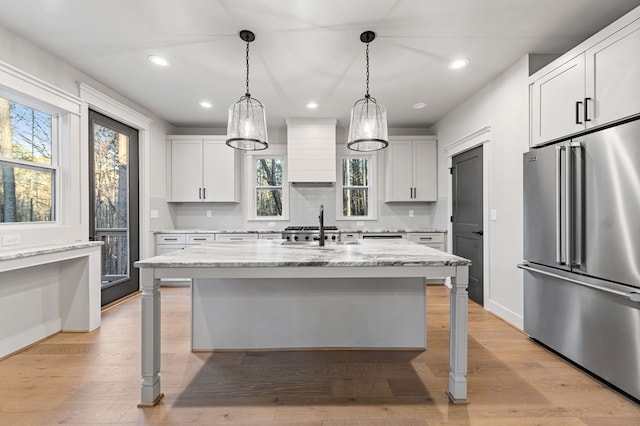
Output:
586 19 640 127
385 140 413 201
202 140 239 202
215 233 258 241
530 55 586 146
413 141 437 201
170 140 203 201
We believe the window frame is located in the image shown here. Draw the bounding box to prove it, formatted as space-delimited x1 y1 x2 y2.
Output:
0 94 60 225
336 148 377 221
245 145 289 221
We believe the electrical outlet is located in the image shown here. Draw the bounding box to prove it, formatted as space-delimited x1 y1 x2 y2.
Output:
3 234 21 246
409 210 414 217
206 210 212 218
356 221 364 226
150 209 159 218
491 209 497 221
268 222 276 227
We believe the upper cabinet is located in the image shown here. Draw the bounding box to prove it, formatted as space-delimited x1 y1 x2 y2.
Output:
167 135 240 202
385 137 437 202
530 8 640 146
286 118 337 183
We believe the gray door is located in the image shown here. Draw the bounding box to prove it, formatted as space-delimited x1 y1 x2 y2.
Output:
452 146 484 305
88 110 140 306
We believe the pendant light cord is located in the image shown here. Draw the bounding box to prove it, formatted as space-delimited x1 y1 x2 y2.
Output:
365 42 370 98
245 40 250 97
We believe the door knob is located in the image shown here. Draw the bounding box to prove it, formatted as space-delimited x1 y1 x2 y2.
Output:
472 231 484 236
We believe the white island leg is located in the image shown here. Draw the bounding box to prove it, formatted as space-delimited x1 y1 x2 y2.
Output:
447 265 469 404
138 268 164 407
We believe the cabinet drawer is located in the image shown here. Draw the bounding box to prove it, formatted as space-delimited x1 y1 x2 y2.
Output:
407 233 445 244
156 233 186 245
340 232 361 242
215 233 259 241
186 234 216 245
259 233 282 240
156 244 185 255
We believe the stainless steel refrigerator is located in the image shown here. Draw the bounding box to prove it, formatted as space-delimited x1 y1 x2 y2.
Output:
521 117 640 401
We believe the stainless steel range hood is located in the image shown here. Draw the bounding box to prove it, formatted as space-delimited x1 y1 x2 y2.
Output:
286 118 337 184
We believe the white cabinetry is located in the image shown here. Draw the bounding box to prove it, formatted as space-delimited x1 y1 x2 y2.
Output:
530 10 640 146
215 233 258 241
258 233 282 240
167 135 240 202
155 233 186 255
286 118 336 183
385 137 437 202
407 232 446 251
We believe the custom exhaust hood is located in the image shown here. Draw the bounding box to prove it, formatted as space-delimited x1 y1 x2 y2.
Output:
286 118 337 185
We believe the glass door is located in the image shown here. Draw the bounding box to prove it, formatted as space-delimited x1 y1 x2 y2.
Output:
88 110 139 306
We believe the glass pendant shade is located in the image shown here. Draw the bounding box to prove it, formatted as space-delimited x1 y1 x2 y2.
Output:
226 30 269 151
226 94 268 151
347 96 388 151
347 30 388 152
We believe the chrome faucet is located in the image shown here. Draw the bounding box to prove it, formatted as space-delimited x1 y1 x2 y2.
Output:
319 204 325 247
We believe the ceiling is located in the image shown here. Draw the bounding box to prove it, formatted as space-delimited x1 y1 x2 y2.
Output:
0 0 639 130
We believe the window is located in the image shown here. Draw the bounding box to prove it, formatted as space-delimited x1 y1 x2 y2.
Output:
256 158 283 217
246 147 289 220
337 152 377 220
0 96 56 223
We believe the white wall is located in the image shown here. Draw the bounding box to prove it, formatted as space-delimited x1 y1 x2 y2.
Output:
431 56 530 328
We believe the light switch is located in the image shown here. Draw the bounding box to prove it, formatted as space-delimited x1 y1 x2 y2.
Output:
490 209 497 221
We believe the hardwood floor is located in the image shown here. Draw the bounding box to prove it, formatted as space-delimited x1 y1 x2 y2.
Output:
0 285 638 425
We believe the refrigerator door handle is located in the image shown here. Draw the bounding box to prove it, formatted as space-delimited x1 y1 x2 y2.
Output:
555 145 564 264
517 264 640 302
570 141 582 266
565 142 573 266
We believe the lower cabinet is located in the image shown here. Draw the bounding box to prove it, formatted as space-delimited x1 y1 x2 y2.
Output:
259 233 282 240
406 232 446 251
215 233 258 241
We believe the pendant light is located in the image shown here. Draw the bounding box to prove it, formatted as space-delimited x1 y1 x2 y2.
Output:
226 30 269 151
347 31 388 152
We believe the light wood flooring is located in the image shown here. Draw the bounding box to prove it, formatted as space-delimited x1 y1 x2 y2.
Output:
0 285 638 425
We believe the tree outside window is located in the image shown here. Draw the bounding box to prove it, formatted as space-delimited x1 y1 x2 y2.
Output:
0 96 55 223
256 158 283 217
342 158 369 216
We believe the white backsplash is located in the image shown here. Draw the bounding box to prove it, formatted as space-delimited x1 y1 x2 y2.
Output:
167 185 441 231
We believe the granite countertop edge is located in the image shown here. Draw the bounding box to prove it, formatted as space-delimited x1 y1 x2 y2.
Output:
0 241 104 261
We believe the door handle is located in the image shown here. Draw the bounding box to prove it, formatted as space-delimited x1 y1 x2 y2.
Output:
472 231 483 236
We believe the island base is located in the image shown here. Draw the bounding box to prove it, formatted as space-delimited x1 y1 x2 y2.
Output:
192 277 427 350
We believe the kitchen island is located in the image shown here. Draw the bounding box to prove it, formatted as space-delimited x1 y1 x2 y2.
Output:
135 239 470 406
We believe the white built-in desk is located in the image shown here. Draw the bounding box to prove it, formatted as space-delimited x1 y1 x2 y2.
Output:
0 242 103 358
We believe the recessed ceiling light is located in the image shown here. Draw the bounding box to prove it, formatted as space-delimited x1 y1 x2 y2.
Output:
449 58 470 70
412 102 427 109
199 101 213 108
306 101 319 109
148 55 170 67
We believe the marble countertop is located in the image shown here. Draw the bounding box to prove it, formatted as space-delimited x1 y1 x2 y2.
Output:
154 228 447 234
135 239 468 268
0 241 103 261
